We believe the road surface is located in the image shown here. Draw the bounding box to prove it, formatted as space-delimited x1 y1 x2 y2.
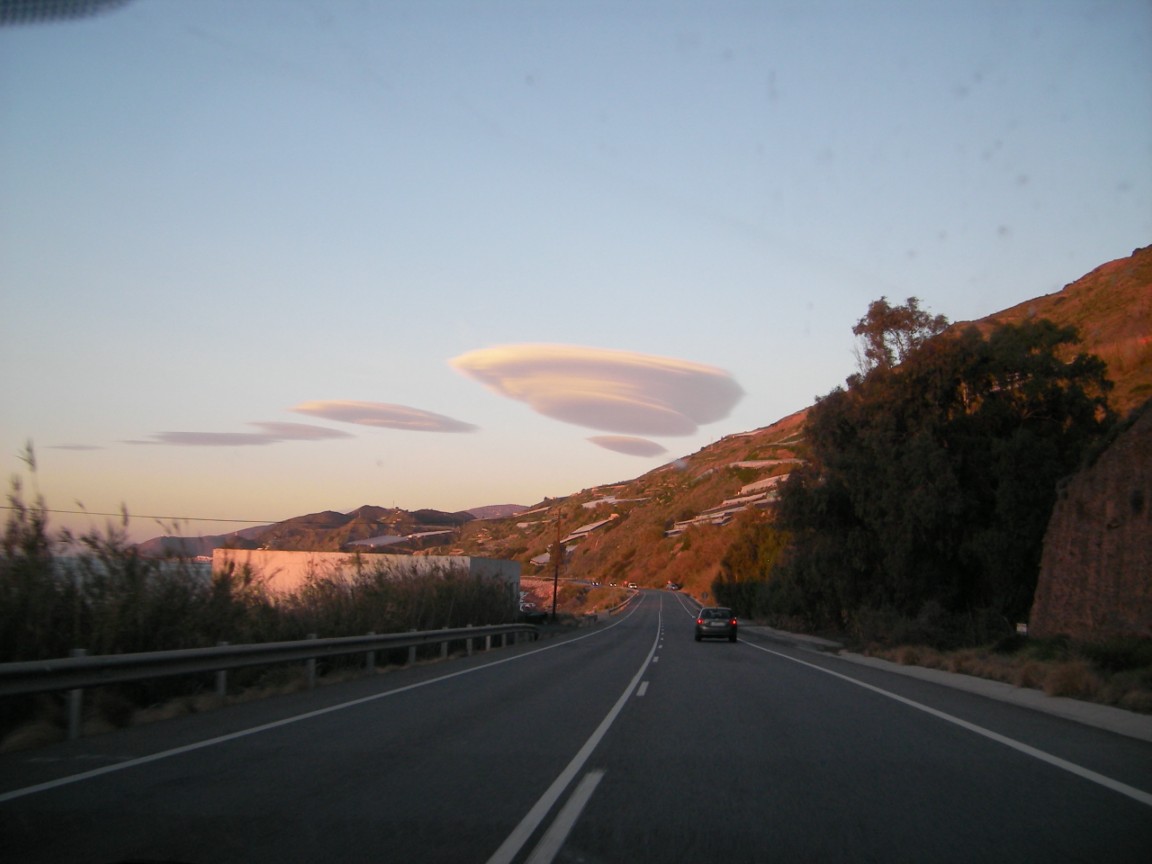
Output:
2 591 1149 862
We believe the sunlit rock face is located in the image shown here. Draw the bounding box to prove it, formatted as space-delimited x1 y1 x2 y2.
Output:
1030 402 1152 641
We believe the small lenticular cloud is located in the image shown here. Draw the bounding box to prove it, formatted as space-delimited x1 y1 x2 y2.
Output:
588 435 668 457
450 344 743 436
292 400 478 433
140 431 279 447
131 422 352 447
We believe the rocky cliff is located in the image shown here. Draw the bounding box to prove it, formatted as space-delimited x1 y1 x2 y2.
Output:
1030 400 1152 640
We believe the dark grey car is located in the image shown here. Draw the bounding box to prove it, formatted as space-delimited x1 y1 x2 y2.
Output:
695 606 738 642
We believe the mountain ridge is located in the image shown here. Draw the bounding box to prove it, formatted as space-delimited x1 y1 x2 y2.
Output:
134 505 524 557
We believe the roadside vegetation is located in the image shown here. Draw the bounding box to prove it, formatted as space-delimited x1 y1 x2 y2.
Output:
0 456 518 749
865 635 1152 714
707 298 1150 713
715 299 1115 628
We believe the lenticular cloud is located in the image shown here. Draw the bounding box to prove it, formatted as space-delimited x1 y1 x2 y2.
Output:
588 435 668 457
450 344 743 436
292 400 478 433
131 422 352 447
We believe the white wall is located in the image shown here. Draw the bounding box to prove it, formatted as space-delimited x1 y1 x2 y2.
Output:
212 549 520 595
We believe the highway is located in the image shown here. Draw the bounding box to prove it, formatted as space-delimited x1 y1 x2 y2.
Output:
1 591 1150 862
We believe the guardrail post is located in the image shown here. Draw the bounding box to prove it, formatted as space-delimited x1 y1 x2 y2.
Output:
440 639 449 660
484 633 492 651
215 641 229 698
408 628 417 665
466 624 474 657
67 648 86 741
306 633 318 689
365 632 376 675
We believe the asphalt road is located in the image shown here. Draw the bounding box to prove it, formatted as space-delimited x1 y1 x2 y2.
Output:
1 591 1150 863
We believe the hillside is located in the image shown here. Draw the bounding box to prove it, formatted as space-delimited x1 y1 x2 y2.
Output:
433 246 1151 592
429 409 809 599
138 507 481 556
139 246 1150 580
958 244 1151 416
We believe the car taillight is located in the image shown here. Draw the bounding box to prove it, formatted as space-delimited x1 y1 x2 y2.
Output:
730 618 738 626
696 618 704 625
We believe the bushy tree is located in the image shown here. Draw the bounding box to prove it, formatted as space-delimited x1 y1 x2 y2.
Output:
852 296 949 374
775 315 1114 637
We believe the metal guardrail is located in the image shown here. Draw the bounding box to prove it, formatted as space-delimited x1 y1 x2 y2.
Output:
0 623 539 699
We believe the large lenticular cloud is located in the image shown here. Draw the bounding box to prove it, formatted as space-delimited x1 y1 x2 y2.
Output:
450 344 743 436
292 400 478 433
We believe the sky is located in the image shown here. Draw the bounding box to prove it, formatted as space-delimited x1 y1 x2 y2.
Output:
1 0 1150 543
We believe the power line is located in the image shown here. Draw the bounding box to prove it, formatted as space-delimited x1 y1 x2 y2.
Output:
0 505 470 530
0 505 272 525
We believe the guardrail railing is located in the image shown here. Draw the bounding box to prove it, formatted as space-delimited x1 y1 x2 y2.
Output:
0 623 539 740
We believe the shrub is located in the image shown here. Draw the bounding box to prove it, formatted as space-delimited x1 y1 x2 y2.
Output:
1043 660 1102 700
1079 636 1152 673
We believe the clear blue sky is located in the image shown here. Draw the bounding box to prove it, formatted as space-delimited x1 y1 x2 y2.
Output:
2 0 1149 542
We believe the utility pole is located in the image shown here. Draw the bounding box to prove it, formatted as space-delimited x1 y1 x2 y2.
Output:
551 518 562 622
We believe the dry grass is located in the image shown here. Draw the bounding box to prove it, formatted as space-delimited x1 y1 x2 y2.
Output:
867 641 1151 712
0 720 63 752
1042 660 1104 699
892 645 928 666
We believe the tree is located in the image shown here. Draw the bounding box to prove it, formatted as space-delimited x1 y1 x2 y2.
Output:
852 296 949 374
775 312 1114 638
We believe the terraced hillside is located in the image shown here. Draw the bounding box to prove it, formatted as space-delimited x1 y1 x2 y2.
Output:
428 410 808 599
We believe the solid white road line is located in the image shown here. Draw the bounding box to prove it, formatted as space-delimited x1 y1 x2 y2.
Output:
745 641 1152 809
637 681 649 697
525 770 606 864
486 608 661 864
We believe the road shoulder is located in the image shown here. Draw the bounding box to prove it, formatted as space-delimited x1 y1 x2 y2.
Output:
742 624 1152 743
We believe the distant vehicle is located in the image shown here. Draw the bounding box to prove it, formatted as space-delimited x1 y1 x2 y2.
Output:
627 582 638 589
695 607 738 642
665 581 681 591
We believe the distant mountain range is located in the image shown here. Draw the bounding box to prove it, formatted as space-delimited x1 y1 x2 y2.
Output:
138 245 1151 570
134 504 526 557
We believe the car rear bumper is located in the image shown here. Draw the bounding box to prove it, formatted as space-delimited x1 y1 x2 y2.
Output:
695 626 737 639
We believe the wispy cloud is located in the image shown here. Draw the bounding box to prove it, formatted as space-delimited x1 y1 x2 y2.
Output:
588 435 668 457
47 444 104 451
450 344 743 436
128 422 353 447
291 400 478 433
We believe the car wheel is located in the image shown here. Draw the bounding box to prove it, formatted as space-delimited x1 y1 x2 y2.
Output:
729 633 737 642
695 633 701 642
